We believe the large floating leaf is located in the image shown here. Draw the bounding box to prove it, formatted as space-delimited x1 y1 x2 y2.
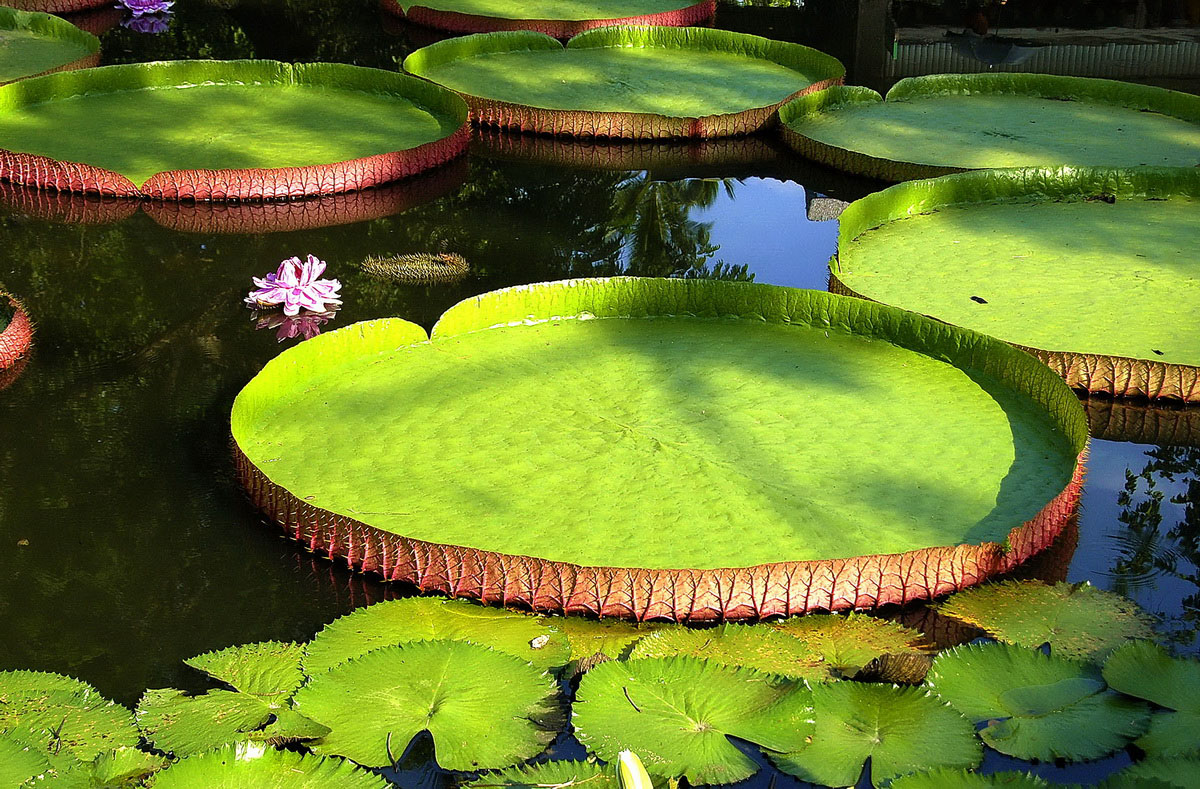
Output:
152 742 391 788
303 597 569 675
185 641 306 702
0 671 139 764
294 640 559 770
769 613 929 676
0 6 99 85
572 657 813 785
464 760 619 789
938 581 1154 661
890 769 1052 788
926 643 1149 761
774 682 981 788
1103 640 1200 757
628 623 830 681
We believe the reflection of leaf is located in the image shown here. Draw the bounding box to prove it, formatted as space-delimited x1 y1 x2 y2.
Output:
1103 641 1200 756
926 643 1149 761
303 597 570 675
572 657 813 785
465 760 618 789
891 768 1051 787
629 623 831 681
937 580 1154 660
773 682 980 788
185 641 305 702
769 613 928 676
294 640 559 770
152 742 391 788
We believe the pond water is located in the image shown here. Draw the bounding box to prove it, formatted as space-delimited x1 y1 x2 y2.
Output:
0 1 1197 787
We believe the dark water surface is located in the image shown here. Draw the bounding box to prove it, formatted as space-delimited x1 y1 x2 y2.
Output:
1 1 1197 787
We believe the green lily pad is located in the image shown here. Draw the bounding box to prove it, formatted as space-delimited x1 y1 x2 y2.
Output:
231 278 1085 620
151 743 391 788
833 167 1200 398
937 580 1155 660
926 643 1149 761
0 738 51 787
293 640 559 770
572 656 813 785
303 597 570 675
403 27 844 138
1104 641 1200 757
0 7 98 85
890 769 1052 788
392 0 702 22
185 641 306 702
779 75 1200 180
544 616 660 664
464 760 619 789
135 689 272 758
0 60 467 189
0 671 139 765
774 682 981 788
89 746 170 786
769 613 929 676
1103 757 1200 789
628 623 831 681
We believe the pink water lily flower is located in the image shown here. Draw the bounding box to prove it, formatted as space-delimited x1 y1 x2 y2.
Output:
117 0 173 17
245 255 342 317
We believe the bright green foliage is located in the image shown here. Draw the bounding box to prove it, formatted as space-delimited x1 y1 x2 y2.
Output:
835 168 1200 368
0 7 98 84
1102 757 1200 788
464 760 619 789
396 0 698 21
0 60 467 185
151 742 391 788
938 581 1155 660
233 279 1084 574
0 671 139 764
774 683 981 787
1104 641 1200 756
890 769 1052 787
135 689 272 758
926 643 1150 761
302 597 570 675
0 738 51 787
545 616 660 664
628 623 831 681
769 613 929 676
185 641 306 702
89 746 170 786
294 640 559 770
572 656 813 785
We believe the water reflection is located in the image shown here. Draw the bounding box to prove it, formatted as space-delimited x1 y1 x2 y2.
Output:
252 308 340 343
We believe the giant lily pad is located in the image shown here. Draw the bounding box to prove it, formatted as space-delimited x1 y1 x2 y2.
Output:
572 656 813 785
833 167 1200 401
937 580 1154 661
303 597 570 675
4 0 110 13
926 643 1149 761
1103 640 1200 757
778 74 1200 181
403 27 844 139
384 0 714 37
0 7 98 85
1084 397 1200 447
0 60 469 200
773 682 981 787
231 278 1087 621
152 742 391 788
293 640 559 770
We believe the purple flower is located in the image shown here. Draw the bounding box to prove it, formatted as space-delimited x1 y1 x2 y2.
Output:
117 0 173 16
255 309 339 343
245 255 342 317
120 13 170 33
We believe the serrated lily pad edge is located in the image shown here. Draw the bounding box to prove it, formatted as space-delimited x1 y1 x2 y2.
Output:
0 6 100 86
777 74 1200 181
830 166 1200 402
0 60 470 201
0 291 33 382
402 27 845 139
386 0 716 38
231 277 1086 622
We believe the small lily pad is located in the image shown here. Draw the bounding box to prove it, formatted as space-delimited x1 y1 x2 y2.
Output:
89 746 170 786
628 623 831 681
1103 640 1200 758
0 670 139 764
0 738 51 787
938 581 1154 661
1102 757 1200 789
135 689 272 758
890 769 1052 787
769 613 929 676
294 639 560 770
464 760 619 789
303 597 570 675
926 643 1149 761
572 656 813 785
773 682 981 787
546 616 660 664
185 641 306 702
152 742 391 788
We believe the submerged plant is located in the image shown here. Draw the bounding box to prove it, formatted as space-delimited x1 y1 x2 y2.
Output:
358 252 469 285
245 255 342 317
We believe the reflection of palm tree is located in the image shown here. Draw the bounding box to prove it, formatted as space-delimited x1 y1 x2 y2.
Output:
604 176 738 278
